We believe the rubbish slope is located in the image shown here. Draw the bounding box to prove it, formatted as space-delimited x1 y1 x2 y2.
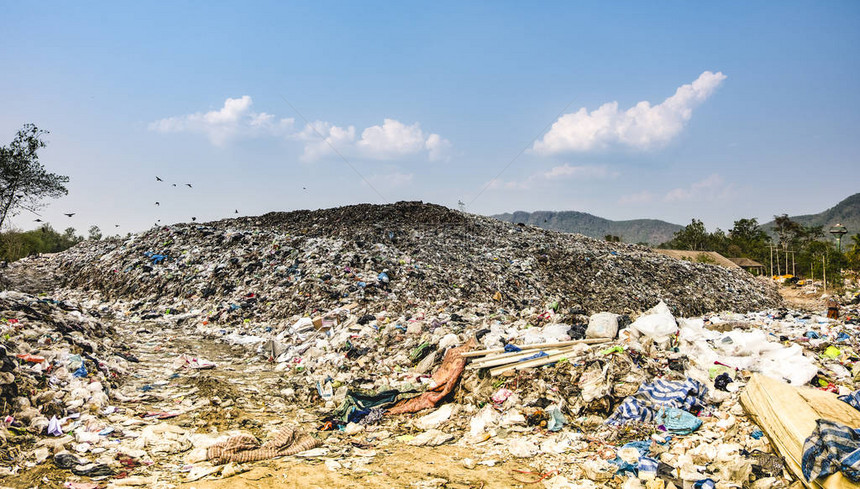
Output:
51 201 780 318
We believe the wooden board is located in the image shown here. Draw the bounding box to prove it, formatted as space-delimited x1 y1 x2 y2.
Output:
461 338 609 358
740 374 860 488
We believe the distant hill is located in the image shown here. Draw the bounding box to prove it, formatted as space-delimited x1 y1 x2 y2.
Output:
491 210 683 244
762 192 860 238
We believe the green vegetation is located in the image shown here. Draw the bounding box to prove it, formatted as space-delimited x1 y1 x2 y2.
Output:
0 124 69 230
660 215 857 286
0 225 83 262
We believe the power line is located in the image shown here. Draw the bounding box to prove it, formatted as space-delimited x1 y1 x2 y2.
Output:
468 98 577 207
280 96 388 204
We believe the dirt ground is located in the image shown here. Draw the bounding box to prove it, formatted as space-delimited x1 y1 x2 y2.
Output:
179 446 531 489
778 284 828 312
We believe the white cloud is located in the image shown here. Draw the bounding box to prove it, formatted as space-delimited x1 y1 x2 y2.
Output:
425 133 453 162
489 164 618 190
663 174 733 202
149 96 294 145
297 118 450 162
294 121 357 162
534 71 727 154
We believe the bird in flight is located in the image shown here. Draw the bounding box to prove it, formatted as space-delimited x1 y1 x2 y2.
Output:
234 209 239 214
172 183 177 187
34 219 42 222
191 217 197 222
186 183 193 188
156 176 163 182
155 202 160 206
115 224 120 228
64 213 75 217
302 187 307 190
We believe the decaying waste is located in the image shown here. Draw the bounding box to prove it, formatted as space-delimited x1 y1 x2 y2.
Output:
0 201 858 488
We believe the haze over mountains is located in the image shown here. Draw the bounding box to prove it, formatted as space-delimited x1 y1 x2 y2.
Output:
493 192 860 245
761 192 860 237
491 211 683 244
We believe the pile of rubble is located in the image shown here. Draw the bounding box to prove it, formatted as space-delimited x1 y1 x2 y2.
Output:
2 202 859 489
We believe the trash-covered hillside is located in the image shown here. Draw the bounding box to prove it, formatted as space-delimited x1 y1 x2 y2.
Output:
53 201 780 318
4 202 860 489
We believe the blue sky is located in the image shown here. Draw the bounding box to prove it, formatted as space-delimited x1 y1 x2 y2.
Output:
2 1 858 236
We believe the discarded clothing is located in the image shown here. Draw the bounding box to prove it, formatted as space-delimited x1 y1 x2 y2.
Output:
207 426 320 464
357 407 386 425
331 389 411 423
801 418 860 482
840 390 860 412
606 378 707 425
637 456 658 476
387 337 476 415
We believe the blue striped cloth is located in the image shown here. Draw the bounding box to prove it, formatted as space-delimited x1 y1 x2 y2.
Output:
606 378 707 425
637 456 658 476
839 390 860 412
801 418 860 482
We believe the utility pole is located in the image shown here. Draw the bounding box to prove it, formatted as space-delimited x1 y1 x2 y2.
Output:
823 255 827 294
769 245 774 277
776 246 781 276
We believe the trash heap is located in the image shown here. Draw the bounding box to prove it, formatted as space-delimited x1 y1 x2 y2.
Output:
0 291 132 472
50 201 780 321
5 202 860 488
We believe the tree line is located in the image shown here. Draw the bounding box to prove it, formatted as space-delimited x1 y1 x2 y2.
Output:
656 216 859 282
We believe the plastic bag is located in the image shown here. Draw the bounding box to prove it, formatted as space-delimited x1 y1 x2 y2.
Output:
586 312 619 339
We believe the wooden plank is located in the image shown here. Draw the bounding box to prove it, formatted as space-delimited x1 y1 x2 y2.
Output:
461 338 610 358
740 374 860 489
489 348 580 377
467 349 565 370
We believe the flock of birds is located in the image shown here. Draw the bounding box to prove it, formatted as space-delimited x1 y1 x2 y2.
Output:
33 176 309 231
34 176 209 229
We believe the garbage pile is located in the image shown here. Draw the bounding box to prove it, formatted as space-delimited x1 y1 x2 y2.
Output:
6 202 860 488
0 291 128 471
49 201 780 321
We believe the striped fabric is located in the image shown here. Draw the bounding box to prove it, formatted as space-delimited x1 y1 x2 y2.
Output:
606 378 707 425
839 390 860 412
801 418 860 482
207 426 320 464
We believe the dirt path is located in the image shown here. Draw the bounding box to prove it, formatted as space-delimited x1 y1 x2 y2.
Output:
178 446 525 489
3 317 531 489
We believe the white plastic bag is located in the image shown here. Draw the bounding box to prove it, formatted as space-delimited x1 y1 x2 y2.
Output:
586 312 619 339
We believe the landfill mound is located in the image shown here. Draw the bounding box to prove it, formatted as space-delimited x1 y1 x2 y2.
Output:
3 202 860 488
48 201 779 318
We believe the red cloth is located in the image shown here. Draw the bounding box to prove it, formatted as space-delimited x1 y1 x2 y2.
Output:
387 337 476 415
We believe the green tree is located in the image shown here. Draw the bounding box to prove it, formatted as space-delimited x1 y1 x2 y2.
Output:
846 233 860 272
0 124 69 229
88 225 102 241
727 218 770 262
773 214 803 248
666 219 709 251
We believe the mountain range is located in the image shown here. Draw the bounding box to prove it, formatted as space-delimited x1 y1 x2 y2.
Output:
492 192 860 245
761 192 860 239
491 210 682 244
